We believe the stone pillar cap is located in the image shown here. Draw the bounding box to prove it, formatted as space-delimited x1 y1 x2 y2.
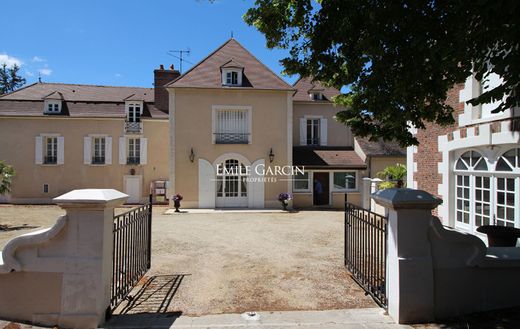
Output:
54 189 129 207
372 188 442 210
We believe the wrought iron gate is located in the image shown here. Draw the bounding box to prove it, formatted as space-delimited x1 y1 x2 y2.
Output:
344 201 388 307
110 195 152 311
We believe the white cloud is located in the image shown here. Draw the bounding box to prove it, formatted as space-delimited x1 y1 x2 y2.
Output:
38 68 52 76
32 56 45 62
0 54 23 68
25 71 34 77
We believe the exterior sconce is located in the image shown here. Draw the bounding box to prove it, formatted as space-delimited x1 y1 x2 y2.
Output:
269 148 275 163
189 148 195 163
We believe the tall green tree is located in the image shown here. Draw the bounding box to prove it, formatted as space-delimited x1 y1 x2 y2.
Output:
244 0 519 146
0 161 15 195
0 63 26 95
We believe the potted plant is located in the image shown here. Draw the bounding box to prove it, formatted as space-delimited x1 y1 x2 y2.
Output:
278 192 292 211
476 225 520 247
172 193 183 213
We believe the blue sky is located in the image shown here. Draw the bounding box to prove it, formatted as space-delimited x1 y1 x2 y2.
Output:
1 0 297 87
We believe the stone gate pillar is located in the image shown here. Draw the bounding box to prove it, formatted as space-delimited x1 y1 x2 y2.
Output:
372 188 442 324
53 189 128 328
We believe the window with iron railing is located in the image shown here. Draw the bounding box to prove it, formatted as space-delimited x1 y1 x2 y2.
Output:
44 137 58 164
92 137 106 164
127 138 140 165
306 118 320 145
214 108 250 144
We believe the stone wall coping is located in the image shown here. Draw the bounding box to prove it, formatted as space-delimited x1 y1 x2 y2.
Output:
53 189 128 206
372 188 442 210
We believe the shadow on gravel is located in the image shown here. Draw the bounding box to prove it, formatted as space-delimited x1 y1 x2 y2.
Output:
107 274 188 328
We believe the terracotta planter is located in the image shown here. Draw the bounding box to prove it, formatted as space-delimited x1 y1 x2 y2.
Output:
476 225 520 247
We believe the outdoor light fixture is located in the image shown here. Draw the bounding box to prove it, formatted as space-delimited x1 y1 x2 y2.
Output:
189 148 195 163
269 148 275 163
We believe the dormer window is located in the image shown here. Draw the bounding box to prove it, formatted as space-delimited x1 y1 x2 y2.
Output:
125 102 143 122
226 71 238 85
44 101 62 114
310 92 323 101
222 68 242 86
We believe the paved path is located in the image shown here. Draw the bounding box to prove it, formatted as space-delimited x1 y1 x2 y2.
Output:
105 308 411 328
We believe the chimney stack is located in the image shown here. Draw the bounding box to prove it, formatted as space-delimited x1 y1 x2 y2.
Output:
154 64 180 113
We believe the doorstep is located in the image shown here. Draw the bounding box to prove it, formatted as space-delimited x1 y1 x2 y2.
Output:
164 208 291 214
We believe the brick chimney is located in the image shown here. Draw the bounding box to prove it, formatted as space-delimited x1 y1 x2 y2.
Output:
154 64 180 112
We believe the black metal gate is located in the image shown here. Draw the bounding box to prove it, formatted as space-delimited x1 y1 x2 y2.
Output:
110 195 152 311
344 201 388 307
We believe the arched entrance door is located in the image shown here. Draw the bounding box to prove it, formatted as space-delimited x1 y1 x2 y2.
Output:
216 159 248 208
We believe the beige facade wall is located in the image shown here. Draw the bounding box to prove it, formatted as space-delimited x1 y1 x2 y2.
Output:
293 102 353 147
370 156 406 178
0 117 169 203
171 88 291 207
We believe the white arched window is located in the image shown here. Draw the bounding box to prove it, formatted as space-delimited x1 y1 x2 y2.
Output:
453 148 520 234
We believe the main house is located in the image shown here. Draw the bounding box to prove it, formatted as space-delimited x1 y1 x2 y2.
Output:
407 73 520 237
0 38 404 208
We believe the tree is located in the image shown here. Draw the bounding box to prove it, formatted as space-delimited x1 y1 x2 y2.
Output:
0 161 15 195
0 63 26 95
377 163 407 189
244 0 519 146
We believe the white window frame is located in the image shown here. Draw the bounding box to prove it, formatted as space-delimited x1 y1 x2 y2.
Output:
452 148 520 236
300 115 328 146
306 117 321 146
127 137 141 165
36 133 64 166
331 171 358 192
221 68 242 86
43 100 61 114
293 171 311 192
125 101 143 123
211 105 252 144
84 134 112 166
458 74 517 127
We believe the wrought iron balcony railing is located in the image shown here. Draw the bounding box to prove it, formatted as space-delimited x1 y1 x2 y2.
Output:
127 156 140 165
214 133 249 144
92 156 106 165
44 156 57 164
125 121 143 134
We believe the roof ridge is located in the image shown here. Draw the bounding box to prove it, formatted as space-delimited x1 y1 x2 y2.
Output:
0 82 39 99
37 82 153 90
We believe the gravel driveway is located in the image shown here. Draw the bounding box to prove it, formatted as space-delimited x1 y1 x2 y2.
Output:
0 206 376 316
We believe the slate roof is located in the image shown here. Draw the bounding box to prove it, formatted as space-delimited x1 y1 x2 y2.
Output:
1 82 154 102
355 137 406 157
167 38 293 90
293 147 367 169
293 77 340 102
0 83 167 119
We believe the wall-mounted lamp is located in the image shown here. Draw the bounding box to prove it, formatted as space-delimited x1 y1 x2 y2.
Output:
189 148 195 163
269 148 275 163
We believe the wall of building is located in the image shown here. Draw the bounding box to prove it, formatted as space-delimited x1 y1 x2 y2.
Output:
412 84 465 216
293 102 353 147
171 88 291 207
0 117 169 203
370 156 406 178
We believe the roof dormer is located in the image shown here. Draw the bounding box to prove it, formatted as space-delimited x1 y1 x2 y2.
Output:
221 59 243 86
42 91 64 114
308 85 325 101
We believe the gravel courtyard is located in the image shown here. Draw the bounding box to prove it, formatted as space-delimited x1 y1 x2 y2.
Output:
0 205 375 316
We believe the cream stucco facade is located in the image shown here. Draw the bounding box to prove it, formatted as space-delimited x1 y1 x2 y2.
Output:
168 88 292 208
0 117 169 203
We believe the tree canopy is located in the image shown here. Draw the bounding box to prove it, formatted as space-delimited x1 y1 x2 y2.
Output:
0 63 26 95
244 0 519 146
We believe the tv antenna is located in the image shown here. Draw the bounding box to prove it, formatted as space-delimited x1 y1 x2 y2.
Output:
167 49 192 73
